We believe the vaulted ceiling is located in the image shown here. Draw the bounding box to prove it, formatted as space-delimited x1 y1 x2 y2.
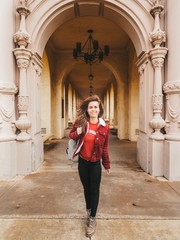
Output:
48 16 131 99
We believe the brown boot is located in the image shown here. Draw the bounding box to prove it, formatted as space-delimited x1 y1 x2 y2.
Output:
86 216 96 237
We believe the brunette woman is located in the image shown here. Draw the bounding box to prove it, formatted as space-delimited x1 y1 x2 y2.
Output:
69 95 110 237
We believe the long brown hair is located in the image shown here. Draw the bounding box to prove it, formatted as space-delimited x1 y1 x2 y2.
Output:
76 95 104 133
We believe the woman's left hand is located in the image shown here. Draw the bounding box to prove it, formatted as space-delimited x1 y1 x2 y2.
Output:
106 169 110 175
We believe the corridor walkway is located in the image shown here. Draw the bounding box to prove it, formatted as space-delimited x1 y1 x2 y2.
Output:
0 134 180 239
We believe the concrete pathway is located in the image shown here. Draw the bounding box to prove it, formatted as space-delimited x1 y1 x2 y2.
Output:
0 134 180 239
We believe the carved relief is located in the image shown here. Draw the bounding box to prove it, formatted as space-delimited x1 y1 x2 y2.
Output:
19 0 28 7
138 63 147 76
14 31 31 49
152 94 163 111
13 0 31 48
151 58 164 69
18 96 29 112
32 62 42 77
165 94 180 122
31 54 43 77
149 1 166 48
0 104 14 122
17 59 30 69
163 81 180 94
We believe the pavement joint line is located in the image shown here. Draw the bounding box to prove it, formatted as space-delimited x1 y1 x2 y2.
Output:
166 182 180 198
0 215 180 220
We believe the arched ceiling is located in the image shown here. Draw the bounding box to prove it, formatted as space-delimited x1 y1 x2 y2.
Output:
48 16 131 99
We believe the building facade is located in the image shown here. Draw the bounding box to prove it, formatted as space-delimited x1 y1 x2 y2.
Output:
0 0 180 181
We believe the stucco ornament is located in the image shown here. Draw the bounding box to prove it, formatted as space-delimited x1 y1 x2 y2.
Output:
149 0 166 48
19 0 28 7
163 82 180 128
13 1 31 48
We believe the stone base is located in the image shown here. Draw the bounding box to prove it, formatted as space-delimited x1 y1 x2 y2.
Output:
31 134 44 171
137 134 150 173
164 140 180 181
0 141 17 179
17 135 44 175
17 140 32 175
149 139 164 177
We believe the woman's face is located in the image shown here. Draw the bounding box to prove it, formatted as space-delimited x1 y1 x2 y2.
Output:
87 101 100 119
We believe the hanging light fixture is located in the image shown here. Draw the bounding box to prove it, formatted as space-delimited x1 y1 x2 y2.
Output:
73 29 110 65
88 64 94 96
73 29 110 96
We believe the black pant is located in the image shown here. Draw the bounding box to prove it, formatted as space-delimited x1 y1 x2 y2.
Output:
78 156 102 217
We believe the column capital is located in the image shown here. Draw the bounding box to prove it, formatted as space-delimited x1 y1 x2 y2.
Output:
13 48 32 69
149 47 168 61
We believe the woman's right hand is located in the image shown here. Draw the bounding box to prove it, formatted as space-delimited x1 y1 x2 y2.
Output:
77 126 82 135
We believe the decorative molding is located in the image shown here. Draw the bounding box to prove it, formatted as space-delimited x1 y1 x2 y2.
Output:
151 58 164 69
15 95 31 141
165 94 180 122
163 81 180 94
14 31 31 49
152 94 163 111
17 59 30 69
0 82 17 94
14 0 31 48
0 104 14 122
138 63 147 76
136 51 149 76
18 96 29 112
31 53 43 77
13 48 32 64
149 47 168 61
19 0 28 7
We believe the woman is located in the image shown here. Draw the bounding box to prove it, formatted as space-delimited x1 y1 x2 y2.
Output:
69 95 110 237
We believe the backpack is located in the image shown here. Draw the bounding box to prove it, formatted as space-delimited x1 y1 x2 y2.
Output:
66 139 79 160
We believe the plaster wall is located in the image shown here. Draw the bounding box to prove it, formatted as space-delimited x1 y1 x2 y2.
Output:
128 46 139 141
41 52 51 141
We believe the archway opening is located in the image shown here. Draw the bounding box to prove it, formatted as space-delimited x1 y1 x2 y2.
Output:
40 16 139 144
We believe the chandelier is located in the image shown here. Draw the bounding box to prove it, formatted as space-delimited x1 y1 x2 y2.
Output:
73 29 110 96
73 29 109 64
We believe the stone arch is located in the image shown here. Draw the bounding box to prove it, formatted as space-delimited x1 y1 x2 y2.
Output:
20 0 160 177
27 0 153 57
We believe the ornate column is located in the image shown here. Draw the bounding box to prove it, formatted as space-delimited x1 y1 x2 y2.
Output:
149 0 167 140
13 0 32 141
149 48 167 139
147 1 168 176
162 0 180 180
